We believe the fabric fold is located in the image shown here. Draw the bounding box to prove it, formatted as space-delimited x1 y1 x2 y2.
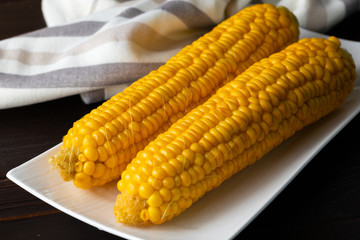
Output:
0 0 358 109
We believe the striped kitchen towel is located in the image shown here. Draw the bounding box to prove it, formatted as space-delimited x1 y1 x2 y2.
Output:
0 0 358 109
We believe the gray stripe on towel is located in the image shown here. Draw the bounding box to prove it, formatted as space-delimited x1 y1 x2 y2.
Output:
22 21 106 37
0 62 163 88
118 7 144 18
306 0 327 32
160 1 215 28
0 22 202 65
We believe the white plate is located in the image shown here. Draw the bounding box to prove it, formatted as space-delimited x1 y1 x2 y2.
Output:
7 29 360 240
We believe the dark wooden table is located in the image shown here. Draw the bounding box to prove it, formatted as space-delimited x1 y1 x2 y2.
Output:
1 1 359 239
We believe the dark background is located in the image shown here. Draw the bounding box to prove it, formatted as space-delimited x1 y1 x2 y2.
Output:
0 0 359 239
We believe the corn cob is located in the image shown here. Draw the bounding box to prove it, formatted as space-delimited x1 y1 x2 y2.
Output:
49 4 299 189
113 37 356 225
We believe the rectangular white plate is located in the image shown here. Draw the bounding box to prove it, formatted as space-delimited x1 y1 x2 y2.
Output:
7 29 360 240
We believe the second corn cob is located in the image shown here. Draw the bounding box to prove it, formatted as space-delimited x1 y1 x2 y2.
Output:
113 37 356 225
49 4 299 189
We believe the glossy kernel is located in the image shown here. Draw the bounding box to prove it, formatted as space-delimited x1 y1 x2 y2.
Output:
139 182 154 199
148 191 163 207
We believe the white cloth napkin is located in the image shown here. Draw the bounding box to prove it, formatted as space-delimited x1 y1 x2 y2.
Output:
0 0 358 109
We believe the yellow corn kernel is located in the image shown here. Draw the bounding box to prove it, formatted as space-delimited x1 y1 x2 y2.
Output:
159 188 172 202
152 166 166 180
161 162 176 177
97 146 108 162
114 36 355 225
140 209 149 222
148 191 163 208
162 177 175 189
83 161 96 175
92 163 106 178
84 147 98 161
148 176 162 190
148 207 162 223
74 172 92 189
74 162 83 173
49 3 299 189
138 182 154 199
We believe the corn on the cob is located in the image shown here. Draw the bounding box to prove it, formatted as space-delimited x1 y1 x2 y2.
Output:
49 4 299 189
113 37 356 225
